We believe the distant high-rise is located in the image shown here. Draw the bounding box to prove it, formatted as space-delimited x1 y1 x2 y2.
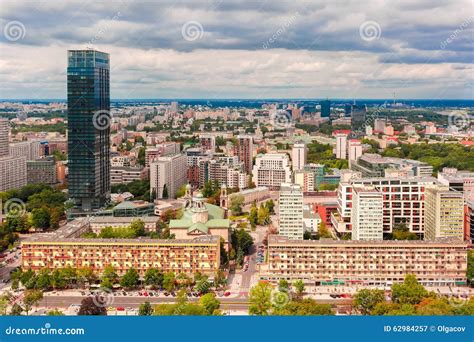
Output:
0 118 8 157
67 50 110 211
320 99 331 118
351 104 367 131
236 135 253 174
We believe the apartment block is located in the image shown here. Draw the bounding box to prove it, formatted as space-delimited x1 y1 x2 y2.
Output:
331 176 438 235
252 153 291 190
21 236 220 277
424 185 464 240
264 235 468 286
150 153 187 199
351 186 383 240
279 183 304 240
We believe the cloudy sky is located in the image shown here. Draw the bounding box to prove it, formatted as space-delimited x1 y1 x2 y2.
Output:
0 0 473 99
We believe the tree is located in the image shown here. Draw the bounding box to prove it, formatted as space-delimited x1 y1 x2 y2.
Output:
163 272 176 292
199 293 220 315
391 274 429 305
391 223 418 240
10 303 23 316
78 297 107 315
293 280 305 299
278 279 290 292
249 281 272 315
130 219 145 236
467 250 474 285
120 268 140 289
273 299 334 316
416 297 454 315
0 292 12 315
31 207 51 230
77 266 96 287
231 228 253 256
229 195 244 216
353 289 386 315
144 268 164 289
318 222 332 239
23 290 43 315
35 269 52 290
162 184 169 199
175 184 187 198
195 278 211 294
139 301 153 316
249 205 258 228
101 265 118 289
47 309 65 316
265 199 275 214
257 205 271 225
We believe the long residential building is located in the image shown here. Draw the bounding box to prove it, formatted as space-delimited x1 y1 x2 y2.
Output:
351 153 433 178
21 235 220 277
331 176 438 235
264 235 469 286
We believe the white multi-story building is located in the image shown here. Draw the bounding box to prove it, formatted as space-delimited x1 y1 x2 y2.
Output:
351 186 384 240
292 142 307 171
438 167 474 202
335 133 347 160
331 176 439 235
0 155 27 191
252 153 291 190
9 140 41 160
424 185 464 241
348 140 362 167
0 118 8 157
303 205 321 235
294 170 314 192
279 183 304 240
145 142 180 167
150 153 187 199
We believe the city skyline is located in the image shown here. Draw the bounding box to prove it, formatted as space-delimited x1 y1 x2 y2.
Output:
1 1 473 100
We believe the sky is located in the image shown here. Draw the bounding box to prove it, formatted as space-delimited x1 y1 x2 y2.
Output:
0 0 473 100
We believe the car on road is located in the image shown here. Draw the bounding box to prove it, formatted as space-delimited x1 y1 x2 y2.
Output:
224 291 231 297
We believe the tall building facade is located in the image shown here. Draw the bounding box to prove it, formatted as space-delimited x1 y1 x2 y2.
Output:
335 133 347 159
252 153 292 189
351 186 383 240
67 50 110 211
351 104 367 132
279 183 304 240
150 153 187 199
292 142 307 171
236 135 253 174
424 185 464 240
0 118 8 157
320 99 331 117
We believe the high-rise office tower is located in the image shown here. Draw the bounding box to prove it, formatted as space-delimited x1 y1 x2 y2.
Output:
67 50 110 211
0 118 8 157
351 104 367 131
320 99 331 118
236 135 253 174
292 142 307 171
279 183 304 240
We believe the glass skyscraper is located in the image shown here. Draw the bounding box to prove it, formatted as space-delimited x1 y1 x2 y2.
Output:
67 50 110 211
